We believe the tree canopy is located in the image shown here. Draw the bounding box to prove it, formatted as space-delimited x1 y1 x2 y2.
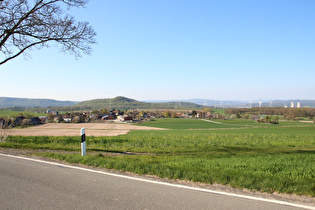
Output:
0 0 96 65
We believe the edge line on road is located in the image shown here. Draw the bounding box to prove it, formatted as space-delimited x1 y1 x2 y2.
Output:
1 153 314 210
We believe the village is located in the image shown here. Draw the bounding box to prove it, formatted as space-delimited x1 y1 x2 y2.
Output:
2 108 221 127
2 106 313 128
44 108 220 123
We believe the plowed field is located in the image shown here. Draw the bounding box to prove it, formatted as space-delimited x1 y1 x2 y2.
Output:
9 123 166 136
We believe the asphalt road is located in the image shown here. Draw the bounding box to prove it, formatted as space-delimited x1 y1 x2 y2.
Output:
0 154 313 210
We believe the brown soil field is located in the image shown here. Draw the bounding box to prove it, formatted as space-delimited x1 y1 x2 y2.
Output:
9 123 166 136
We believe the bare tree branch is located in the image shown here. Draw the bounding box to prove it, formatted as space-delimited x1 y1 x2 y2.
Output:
0 0 96 66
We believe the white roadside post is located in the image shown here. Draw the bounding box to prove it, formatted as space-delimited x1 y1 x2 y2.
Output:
81 128 86 156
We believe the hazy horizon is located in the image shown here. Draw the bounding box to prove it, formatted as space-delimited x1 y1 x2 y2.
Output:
1 96 314 103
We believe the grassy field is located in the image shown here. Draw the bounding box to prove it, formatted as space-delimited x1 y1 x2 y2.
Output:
137 118 238 129
212 108 225 115
1 118 315 197
138 118 310 129
0 110 45 117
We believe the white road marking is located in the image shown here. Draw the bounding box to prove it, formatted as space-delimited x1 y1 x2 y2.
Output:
1 153 314 210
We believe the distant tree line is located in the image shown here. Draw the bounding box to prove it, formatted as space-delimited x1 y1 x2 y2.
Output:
225 107 315 119
0 102 204 113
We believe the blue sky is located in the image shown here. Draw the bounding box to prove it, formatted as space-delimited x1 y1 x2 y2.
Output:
1 0 314 101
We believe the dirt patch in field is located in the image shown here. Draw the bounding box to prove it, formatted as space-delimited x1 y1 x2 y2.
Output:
8 123 166 136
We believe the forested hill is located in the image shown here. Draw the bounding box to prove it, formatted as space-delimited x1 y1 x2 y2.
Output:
0 96 203 110
0 97 77 108
75 96 204 110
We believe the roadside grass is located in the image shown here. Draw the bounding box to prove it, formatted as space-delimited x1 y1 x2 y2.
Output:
1 119 315 197
39 151 315 196
1 136 80 151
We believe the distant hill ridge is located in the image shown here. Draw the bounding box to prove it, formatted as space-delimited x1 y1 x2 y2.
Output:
177 99 315 108
0 97 77 108
0 96 203 110
75 96 203 110
81 96 137 104
113 96 137 103
1 96 314 109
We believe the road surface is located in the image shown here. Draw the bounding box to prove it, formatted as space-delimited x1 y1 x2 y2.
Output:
0 154 313 210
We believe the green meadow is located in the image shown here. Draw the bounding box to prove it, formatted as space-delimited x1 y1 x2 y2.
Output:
0 110 44 117
138 118 309 129
1 118 315 196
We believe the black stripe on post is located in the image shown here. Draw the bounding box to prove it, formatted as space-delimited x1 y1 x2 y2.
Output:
81 133 86 143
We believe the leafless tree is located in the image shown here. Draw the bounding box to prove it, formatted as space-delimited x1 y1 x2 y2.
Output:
0 0 96 65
